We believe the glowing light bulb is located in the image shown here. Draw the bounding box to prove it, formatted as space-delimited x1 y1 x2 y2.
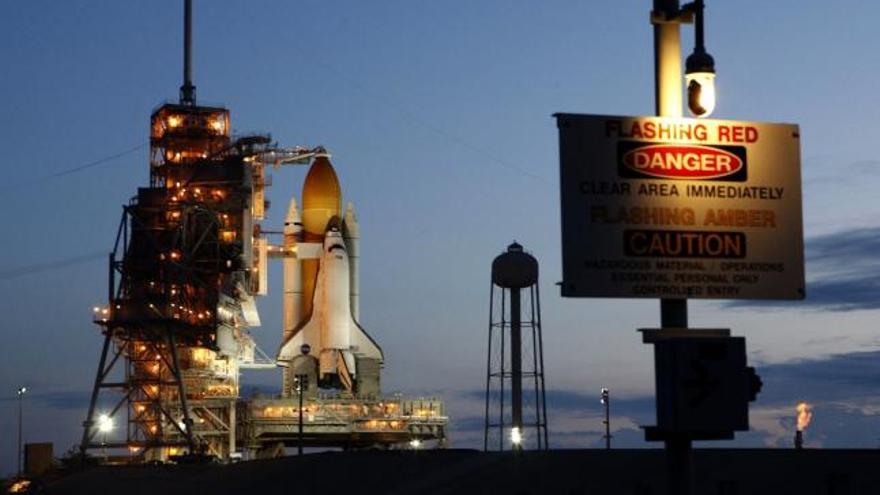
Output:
686 71 716 118
98 414 114 433
510 427 523 446
685 44 716 118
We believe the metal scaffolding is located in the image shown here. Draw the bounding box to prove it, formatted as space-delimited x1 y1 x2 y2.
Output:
484 243 548 451
80 99 317 461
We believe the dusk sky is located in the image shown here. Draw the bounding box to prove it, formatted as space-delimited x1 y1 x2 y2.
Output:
3 0 880 475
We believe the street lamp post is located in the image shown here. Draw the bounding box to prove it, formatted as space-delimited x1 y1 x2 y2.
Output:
651 1 716 494
297 344 311 456
600 388 611 450
16 387 27 477
98 414 114 462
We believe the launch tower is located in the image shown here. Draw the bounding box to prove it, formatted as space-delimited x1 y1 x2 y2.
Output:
80 1 321 460
80 1 446 462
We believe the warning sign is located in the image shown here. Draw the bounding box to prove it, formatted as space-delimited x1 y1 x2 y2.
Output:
557 113 804 300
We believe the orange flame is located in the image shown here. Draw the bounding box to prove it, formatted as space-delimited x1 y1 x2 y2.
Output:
796 402 813 431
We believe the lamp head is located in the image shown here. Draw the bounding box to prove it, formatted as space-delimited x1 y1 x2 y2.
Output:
98 413 114 433
685 50 716 118
510 426 523 446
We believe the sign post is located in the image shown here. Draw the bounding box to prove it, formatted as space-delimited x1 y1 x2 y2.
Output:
556 111 802 495
556 4 803 494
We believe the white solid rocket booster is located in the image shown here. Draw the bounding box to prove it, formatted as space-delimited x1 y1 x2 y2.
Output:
282 198 302 343
343 202 359 322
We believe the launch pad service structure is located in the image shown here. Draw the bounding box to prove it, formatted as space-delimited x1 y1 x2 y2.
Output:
80 1 446 462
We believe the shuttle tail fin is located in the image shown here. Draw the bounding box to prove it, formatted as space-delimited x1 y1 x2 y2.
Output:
352 321 383 362
337 351 354 393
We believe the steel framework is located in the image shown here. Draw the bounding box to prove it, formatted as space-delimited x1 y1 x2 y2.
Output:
80 100 317 461
484 244 549 451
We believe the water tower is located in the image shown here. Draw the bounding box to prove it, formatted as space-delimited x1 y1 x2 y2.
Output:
484 242 548 451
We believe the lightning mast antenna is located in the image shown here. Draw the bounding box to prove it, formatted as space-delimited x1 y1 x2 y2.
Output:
180 0 196 105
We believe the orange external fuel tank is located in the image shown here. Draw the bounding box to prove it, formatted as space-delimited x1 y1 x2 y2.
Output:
300 156 342 320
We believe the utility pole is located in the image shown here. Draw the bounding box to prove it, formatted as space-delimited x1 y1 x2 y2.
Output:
297 344 311 456
17 387 27 477
297 375 305 455
652 2 692 494
601 388 611 450
653 2 687 329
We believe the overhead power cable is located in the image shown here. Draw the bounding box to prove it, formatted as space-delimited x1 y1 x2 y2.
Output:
288 44 551 187
1 142 147 191
0 252 106 282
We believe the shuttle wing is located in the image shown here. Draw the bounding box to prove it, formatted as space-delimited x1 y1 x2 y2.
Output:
352 321 383 361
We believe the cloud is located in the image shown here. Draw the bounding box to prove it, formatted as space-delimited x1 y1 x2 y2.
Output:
756 349 880 404
458 388 654 417
803 159 880 188
447 349 880 449
807 227 880 264
705 350 880 448
448 388 659 450
13 351 880 454
726 226 880 311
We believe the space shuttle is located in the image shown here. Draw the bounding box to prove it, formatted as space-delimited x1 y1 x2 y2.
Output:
277 156 383 396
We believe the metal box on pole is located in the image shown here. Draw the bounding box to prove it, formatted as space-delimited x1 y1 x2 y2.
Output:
642 328 762 439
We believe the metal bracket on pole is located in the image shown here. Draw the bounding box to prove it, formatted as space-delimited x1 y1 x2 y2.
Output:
640 328 730 343
650 9 694 24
